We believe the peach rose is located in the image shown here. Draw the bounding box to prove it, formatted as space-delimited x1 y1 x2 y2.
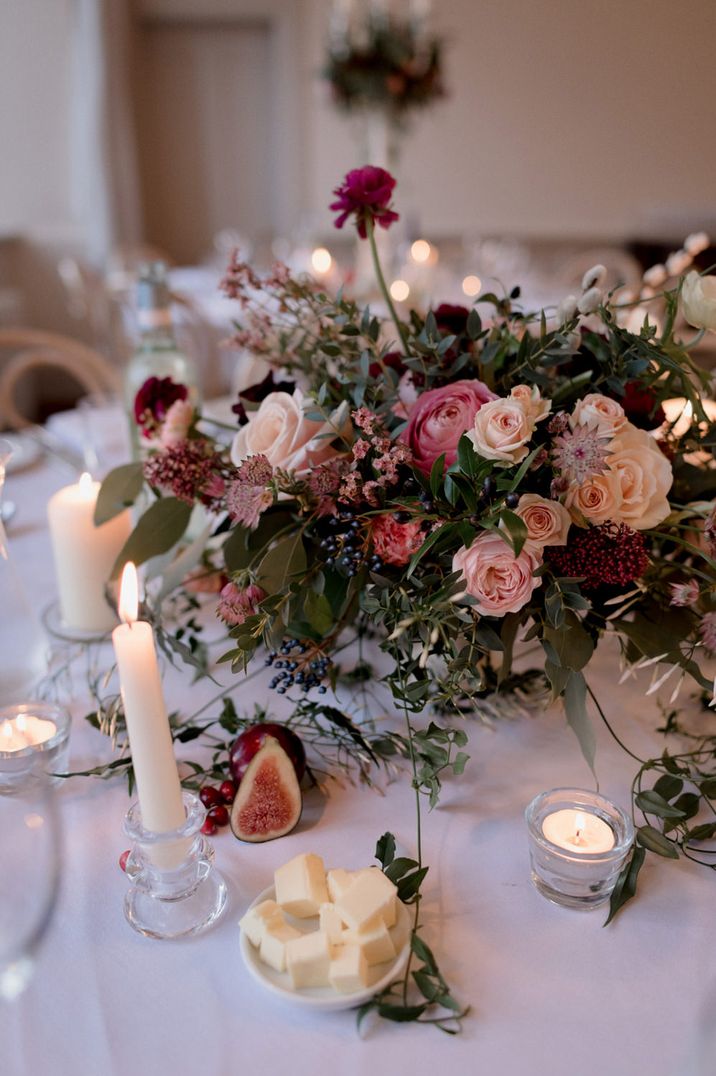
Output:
231 391 350 474
452 532 542 617
515 494 571 547
566 471 621 524
469 397 536 465
510 384 551 424
403 379 497 474
606 425 673 530
570 393 627 437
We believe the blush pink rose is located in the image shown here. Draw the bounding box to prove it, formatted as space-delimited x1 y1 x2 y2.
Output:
570 393 627 437
469 397 537 465
566 471 621 525
372 513 423 566
452 532 543 617
515 494 571 547
606 425 673 530
231 391 350 474
403 379 497 474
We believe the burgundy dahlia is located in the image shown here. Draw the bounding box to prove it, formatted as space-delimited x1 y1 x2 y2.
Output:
433 304 470 336
620 382 665 431
330 166 399 239
134 376 188 436
546 523 649 590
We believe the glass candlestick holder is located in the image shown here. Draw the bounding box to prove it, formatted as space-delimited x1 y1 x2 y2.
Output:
123 791 227 939
525 787 634 910
0 703 71 795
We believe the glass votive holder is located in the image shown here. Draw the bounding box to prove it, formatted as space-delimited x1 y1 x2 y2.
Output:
525 787 634 910
0 703 71 795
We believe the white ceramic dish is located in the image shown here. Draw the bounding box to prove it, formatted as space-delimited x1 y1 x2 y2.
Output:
239 884 411 1012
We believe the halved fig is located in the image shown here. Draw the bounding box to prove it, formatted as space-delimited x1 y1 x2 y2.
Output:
229 736 302 843
229 722 306 785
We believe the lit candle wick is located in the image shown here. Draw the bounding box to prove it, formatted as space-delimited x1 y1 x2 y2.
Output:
572 811 588 846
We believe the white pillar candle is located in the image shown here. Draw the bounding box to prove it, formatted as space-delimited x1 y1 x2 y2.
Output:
542 809 615 854
112 563 187 867
0 713 57 752
47 473 132 633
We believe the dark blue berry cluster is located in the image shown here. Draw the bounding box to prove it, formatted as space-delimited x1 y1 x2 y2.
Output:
318 507 383 576
266 639 331 694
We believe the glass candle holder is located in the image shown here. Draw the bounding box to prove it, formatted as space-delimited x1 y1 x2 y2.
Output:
123 790 228 940
525 788 634 909
0 703 71 795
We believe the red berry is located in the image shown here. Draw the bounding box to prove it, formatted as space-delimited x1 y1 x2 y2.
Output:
208 804 229 827
219 779 237 804
201 817 217 836
199 785 221 808
118 850 130 872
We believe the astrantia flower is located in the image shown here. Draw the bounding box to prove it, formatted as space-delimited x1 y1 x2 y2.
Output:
330 166 399 239
236 454 273 486
143 440 222 506
546 523 649 590
699 612 716 655
552 424 611 484
134 376 188 437
225 480 273 530
669 580 700 608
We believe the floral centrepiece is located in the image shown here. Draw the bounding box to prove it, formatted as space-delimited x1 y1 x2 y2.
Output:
93 167 716 1030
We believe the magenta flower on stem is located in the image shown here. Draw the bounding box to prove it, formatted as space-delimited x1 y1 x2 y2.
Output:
134 376 188 437
330 166 399 239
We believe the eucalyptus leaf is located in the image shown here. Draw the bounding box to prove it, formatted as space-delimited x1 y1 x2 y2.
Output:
563 671 596 778
636 825 680 858
94 462 144 525
604 845 645 926
110 497 192 579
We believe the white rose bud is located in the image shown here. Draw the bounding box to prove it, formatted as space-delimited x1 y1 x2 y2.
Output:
643 264 667 288
581 264 607 291
684 231 710 255
577 287 602 315
665 249 692 277
681 270 716 331
556 295 578 323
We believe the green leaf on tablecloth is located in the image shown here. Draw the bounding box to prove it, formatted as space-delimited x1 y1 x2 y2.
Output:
635 790 687 819
636 825 680 858
685 822 716 842
111 497 192 578
375 831 396 869
652 774 684 801
411 933 438 975
604 845 646 926
376 1003 429 1022
94 462 144 525
563 670 597 778
384 857 419 884
397 866 429 903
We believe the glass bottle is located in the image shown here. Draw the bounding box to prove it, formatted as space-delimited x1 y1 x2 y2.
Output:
124 263 200 457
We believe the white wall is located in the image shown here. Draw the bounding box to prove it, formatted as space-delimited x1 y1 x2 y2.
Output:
302 0 716 241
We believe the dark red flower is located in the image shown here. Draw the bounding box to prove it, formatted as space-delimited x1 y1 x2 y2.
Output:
620 382 665 430
368 351 406 379
546 522 649 590
330 166 399 239
433 304 470 336
238 370 295 405
134 377 188 436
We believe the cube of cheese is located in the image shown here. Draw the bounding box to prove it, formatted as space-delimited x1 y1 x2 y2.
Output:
259 919 301 973
335 868 397 932
286 930 331 988
329 943 369 994
239 899 283 947
326 867 354 903
275 853 329 918
319 902 344 946
344 918 396 966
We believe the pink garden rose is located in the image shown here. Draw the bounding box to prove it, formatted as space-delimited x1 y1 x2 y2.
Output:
566 471 621 525
231 391 350 474
452 532 542 617
469 393 542 465
515 494 571 547
371 513 424 567
160 399 194 447
403 379 497 474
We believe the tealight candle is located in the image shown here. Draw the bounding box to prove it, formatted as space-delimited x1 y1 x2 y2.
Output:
525 788 633 909
47 472 132 634
0 703 71 793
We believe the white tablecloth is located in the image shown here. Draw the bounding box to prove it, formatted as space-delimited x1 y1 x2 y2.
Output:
1 439 714 1076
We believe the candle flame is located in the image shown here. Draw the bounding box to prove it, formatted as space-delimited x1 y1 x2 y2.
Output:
16 714 27 732
1 720 11 740
118 561 139 625
574 810 588 839
79 471 94 497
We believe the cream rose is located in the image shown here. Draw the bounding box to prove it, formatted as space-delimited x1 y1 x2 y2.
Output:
606 425 673 530
231 391 350 473
681 271 716 331
570 393 627 437
452 532 542 617
469 397 536 465
566 471 621 525
510 384 552 424
515 494 571 547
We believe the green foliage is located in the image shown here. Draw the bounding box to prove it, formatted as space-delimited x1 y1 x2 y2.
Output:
111 496 192 578
94 463 144 525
